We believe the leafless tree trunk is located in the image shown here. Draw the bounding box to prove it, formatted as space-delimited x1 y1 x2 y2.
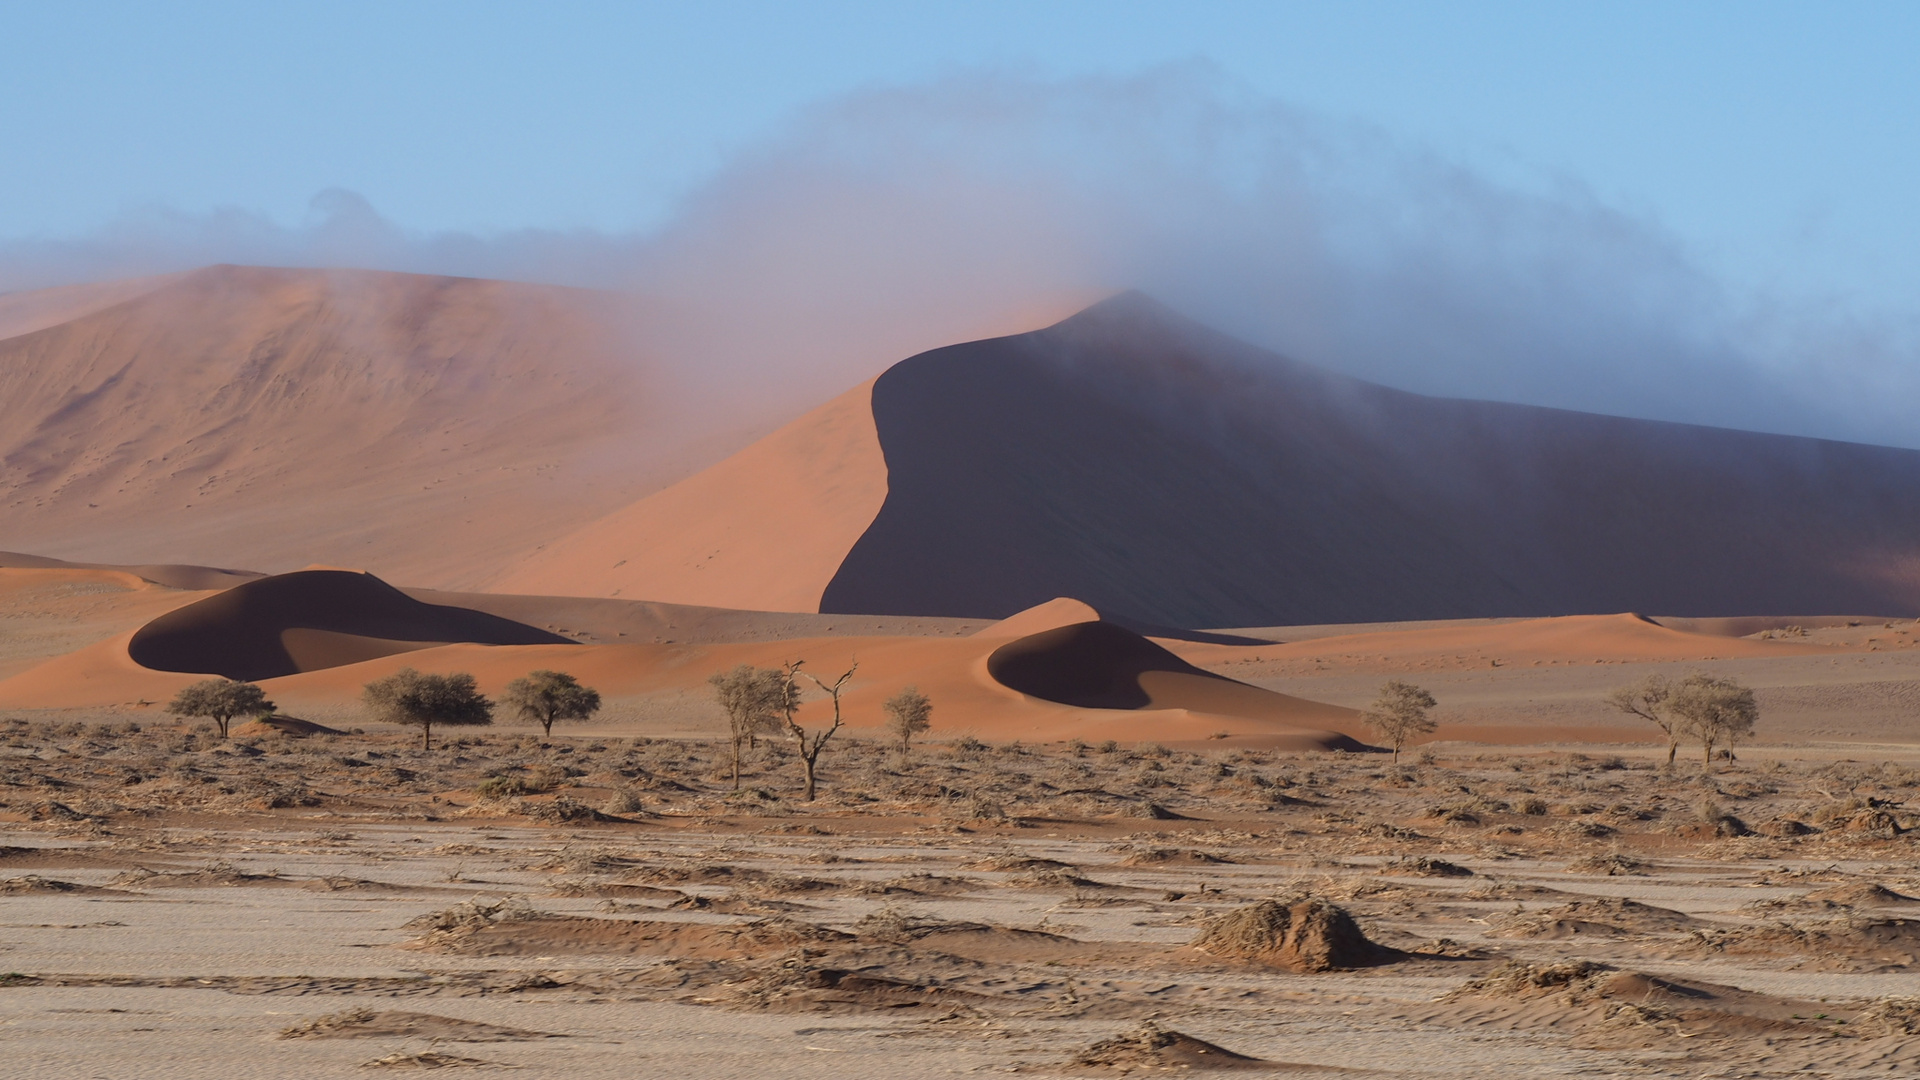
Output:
789 660 856 802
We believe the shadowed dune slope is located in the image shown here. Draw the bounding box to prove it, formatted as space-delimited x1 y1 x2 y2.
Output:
821 293 1920 626
0 265 647 587
988 619 1371 749
126 570 573 681
990 620 1253 709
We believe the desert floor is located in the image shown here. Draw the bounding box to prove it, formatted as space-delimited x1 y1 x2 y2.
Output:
5 725 1920 1079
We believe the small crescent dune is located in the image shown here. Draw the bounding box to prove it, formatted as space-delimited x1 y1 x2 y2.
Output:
0 581 1368 747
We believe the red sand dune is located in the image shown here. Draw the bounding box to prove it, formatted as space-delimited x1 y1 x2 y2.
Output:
126 569 572 681
492 380 890 610
0 265 649 587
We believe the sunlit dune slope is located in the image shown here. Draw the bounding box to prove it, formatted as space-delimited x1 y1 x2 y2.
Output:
0 265 647 586
1166 612 1836 676
126 569 572 681
491 380 889 608
0 567 215 681
814 292 1920 625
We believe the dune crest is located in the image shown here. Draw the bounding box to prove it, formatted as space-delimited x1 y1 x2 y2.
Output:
973 597 1102 639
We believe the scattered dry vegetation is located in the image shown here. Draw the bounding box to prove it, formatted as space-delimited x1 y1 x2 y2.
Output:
6 718 1920 1076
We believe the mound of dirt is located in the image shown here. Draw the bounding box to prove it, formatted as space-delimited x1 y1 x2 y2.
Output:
108 862 295 889
0 846 127 870
406 903 852 959
1120 847 1233 867
548 881 685 901
1854 996 1920 1036
854 910 1105 962
279 1007 565 1042
1687 916 1920 967
1565 854 1654 876
235 715 346 737
1806 883 1920 906
1069 1023 1273 1072
0 876 120 895
126 569 571 680
1435 960 1836 1046
1388 857 1473 877
360 1050 499 1069
1493 897 1698 939
1192 898 1395 972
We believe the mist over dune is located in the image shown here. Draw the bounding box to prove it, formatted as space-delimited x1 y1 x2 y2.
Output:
4 69 1915 450
822 294 1920 625
515 292 1920 626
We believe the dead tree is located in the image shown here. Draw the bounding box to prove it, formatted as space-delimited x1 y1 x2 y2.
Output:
785 659 856 801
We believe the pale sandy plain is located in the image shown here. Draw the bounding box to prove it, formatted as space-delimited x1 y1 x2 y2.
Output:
5 559 1920 1078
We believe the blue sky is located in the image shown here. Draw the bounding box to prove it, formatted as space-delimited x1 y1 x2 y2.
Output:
3 2 1918 445
5 2 1916 304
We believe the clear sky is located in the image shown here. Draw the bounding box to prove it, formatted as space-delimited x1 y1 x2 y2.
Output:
4 1 1916 307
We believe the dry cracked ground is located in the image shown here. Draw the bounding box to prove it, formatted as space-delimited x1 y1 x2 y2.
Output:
5 722 1920 1077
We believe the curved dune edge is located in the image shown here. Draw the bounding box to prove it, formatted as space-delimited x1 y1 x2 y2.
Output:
0 623 1365 747
491 379 890 610
973 597 1102 640
125 570 572 681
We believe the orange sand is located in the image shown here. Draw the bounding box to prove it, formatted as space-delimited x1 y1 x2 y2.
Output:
493 381 890 610
1169 613 1836 675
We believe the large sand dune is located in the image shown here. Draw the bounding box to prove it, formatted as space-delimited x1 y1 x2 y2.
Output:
482 291 1920 626
0 265 652 587
818 294 1920 625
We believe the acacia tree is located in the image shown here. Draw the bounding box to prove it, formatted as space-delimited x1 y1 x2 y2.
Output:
786 659 856 801
166 678 274 739
1667 673 1758 768
883 686 932 756
362 668 493 750
1363 680 1437 763
1605 675 1682 764
709 664 794 788
501 670 602 741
